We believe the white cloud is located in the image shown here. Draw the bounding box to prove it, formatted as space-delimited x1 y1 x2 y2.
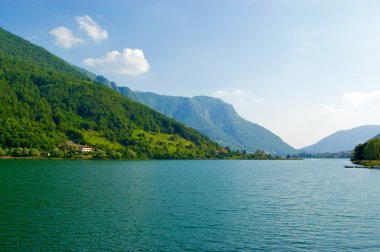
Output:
83 48 150 75
76 15 108 42
323 89 380 114
213 89 264 103
214 89 247 98
340 90 380 105
49 27 84 48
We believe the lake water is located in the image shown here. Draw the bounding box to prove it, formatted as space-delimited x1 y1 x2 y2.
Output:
1 159 380 251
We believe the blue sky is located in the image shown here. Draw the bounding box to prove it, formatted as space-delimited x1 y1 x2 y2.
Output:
2 0 380 148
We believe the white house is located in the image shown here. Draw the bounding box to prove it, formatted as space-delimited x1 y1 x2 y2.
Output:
80 146 93 153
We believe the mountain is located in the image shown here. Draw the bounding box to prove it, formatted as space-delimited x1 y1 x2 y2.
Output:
0 27 222 159
300 125 380 154
95 87 294 155
79 68 296 155
134 93 297 155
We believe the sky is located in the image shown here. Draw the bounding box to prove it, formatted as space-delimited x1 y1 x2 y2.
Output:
1 0 380 148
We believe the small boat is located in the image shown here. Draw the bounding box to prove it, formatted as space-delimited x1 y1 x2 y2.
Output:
344 165 355 168
344 165 366 169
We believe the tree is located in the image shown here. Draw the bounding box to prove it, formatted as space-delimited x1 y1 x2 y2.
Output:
352 139 380 161
255 149 266 157
0 147 5 156
125 149 137 159
352 143 365 161
66 129 85 144
30 148 40 157
11 148 22 157
94 149 106 159
363 138 380 160
22 148 30 157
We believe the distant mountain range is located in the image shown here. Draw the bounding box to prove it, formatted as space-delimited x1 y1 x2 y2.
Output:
300 125 380 153
86 73 297 155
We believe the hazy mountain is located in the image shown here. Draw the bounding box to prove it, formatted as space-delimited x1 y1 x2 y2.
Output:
129 92 296 155
0 27 221 159
300 125 380 153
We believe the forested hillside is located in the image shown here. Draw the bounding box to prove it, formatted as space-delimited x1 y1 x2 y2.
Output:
0 27 222 159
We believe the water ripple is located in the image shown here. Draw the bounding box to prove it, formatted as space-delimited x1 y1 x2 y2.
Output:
1 159 380 251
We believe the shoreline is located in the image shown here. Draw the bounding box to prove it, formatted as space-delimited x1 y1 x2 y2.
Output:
351 160 380 169
0 156 303 161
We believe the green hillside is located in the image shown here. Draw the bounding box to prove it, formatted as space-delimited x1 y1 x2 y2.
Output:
0 27 222 159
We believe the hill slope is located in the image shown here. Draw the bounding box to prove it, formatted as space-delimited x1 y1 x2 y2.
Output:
127 92 296 155
0 27 221 159
300 125 380 154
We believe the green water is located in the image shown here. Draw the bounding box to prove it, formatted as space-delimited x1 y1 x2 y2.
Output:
1 159 380 251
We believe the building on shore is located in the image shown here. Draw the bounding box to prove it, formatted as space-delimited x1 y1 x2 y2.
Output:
79 146 93 153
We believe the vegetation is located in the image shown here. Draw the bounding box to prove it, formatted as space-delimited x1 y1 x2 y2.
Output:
351 137 380 166
352 160 380 167
352 138 380 161
216 149 298 160
297 151 352 159
0 27 225 159
0 27 302 160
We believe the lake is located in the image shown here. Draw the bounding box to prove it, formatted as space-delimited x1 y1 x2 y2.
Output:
1 159 380 251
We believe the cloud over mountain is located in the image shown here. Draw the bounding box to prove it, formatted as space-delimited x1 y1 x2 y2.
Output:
323 89 380 114
83 48 150 75
214 89 247 98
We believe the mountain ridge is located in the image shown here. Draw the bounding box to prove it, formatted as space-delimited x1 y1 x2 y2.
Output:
300 125 380 154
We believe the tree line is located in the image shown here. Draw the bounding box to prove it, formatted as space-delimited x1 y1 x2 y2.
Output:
351 138 380 161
